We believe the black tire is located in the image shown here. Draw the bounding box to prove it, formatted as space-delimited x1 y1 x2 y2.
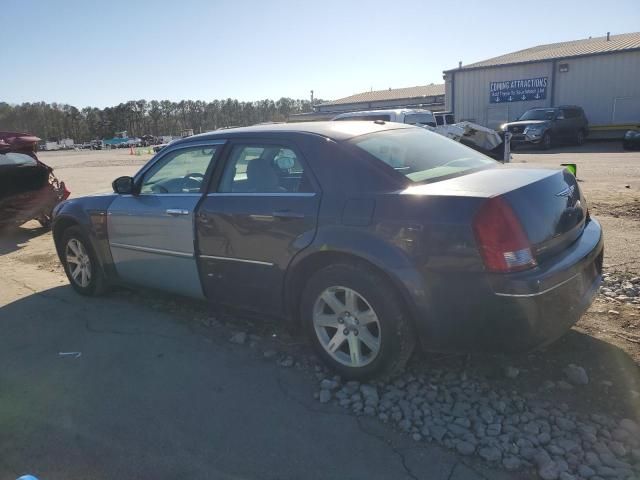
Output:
60 226 107 296
541 132 553 150
576 129 586 146
301 263 416 380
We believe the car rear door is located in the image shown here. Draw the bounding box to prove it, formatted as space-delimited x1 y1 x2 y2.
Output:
107 141 224 298
556 109 572 140
195 139 320 315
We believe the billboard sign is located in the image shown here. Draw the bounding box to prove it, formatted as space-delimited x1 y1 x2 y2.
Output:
490 77 548 103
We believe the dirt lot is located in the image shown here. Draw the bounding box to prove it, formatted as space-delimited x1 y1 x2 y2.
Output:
512 142 640 368
1 143 639 479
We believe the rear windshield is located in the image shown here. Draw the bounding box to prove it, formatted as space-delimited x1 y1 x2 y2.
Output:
404 114 436 127
0 152 38 167
349 128 495 183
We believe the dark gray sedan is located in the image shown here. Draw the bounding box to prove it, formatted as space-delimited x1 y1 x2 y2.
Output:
52 121 603 379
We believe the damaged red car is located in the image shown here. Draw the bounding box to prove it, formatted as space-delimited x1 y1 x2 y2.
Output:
0 131 70 230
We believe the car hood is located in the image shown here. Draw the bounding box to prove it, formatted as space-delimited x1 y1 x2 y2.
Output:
504 120 548 128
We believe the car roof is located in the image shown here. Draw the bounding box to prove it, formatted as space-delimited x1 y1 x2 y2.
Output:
175 121 412 145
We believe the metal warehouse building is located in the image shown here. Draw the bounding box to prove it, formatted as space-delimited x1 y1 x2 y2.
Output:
443 32 640 134
290 84 445 121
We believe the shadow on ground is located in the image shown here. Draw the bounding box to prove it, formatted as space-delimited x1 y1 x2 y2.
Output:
512 139 625 155
0 223 49 256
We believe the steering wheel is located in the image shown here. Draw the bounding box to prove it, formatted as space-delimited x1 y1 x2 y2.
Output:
181 172 205 191
151 184 169 194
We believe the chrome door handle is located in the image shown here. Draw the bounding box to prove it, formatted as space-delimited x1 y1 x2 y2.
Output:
166 208 190 216
272 209 304 219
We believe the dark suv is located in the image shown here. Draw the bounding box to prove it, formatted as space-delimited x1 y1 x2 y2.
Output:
501 106 588 149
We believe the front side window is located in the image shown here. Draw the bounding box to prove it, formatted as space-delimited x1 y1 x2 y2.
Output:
140 146 218 194
219 144 312 193
350 128 495 183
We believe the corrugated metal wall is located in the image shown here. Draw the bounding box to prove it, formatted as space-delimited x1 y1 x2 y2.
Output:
451 63 553 128
554 51 640 125
450 50 640 129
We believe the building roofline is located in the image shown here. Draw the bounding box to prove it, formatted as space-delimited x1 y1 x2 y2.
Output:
443 46 640 74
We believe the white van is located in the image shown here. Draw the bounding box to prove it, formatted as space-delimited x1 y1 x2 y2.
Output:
332 108 437 127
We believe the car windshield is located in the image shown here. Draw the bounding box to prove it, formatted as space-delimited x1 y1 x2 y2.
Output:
350 128 495 183
519 109 556 121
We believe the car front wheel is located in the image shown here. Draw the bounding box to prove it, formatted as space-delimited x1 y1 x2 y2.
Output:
301 263 415 380
61 226 106 296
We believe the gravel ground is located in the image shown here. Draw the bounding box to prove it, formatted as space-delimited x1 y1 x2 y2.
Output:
3 142 639 480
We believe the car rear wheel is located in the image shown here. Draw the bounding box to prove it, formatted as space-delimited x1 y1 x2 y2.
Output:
542 132 553 150
61 226 107 296
301 263 415 380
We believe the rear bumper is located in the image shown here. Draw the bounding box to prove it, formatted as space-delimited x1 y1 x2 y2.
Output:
413 218 604 353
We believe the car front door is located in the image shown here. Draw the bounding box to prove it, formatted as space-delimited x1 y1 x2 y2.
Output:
107 141 224 298
196 140 320 314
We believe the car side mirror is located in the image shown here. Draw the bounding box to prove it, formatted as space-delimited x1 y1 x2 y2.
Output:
113 176 135 194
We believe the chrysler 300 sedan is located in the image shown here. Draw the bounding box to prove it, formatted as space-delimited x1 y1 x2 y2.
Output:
52 121 603 379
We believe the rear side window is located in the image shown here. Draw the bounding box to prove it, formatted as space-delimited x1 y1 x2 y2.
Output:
218 144 313 193
563 108 581 119
350 128 495 183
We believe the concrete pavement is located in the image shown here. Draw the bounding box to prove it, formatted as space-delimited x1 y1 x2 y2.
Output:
0 263 508 480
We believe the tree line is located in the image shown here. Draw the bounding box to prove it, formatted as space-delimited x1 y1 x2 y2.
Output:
0 98 321 142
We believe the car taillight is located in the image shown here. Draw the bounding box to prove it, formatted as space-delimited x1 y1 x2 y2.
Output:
473 197 537 273
62 182 71 200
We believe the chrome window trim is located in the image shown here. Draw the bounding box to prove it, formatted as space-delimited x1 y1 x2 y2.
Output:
206 192 316 197
136 193 203 197
494 272 580 298
110 242 193 258
199 254 274 266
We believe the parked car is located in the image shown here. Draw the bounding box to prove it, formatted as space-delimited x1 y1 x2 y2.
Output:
0 131 70 230
333 108 437 127
51 122 603 379
622 130 640 150
500 106 589 149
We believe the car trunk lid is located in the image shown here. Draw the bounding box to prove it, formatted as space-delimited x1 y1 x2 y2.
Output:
502 168 586 262
403 165 587 265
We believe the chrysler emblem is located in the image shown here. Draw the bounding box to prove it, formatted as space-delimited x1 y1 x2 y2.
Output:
556 185 575 197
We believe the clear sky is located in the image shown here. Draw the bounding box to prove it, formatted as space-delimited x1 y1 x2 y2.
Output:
2 0 639 108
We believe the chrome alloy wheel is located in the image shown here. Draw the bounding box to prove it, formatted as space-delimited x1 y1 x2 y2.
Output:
313 286 381 367
65 238 92 288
